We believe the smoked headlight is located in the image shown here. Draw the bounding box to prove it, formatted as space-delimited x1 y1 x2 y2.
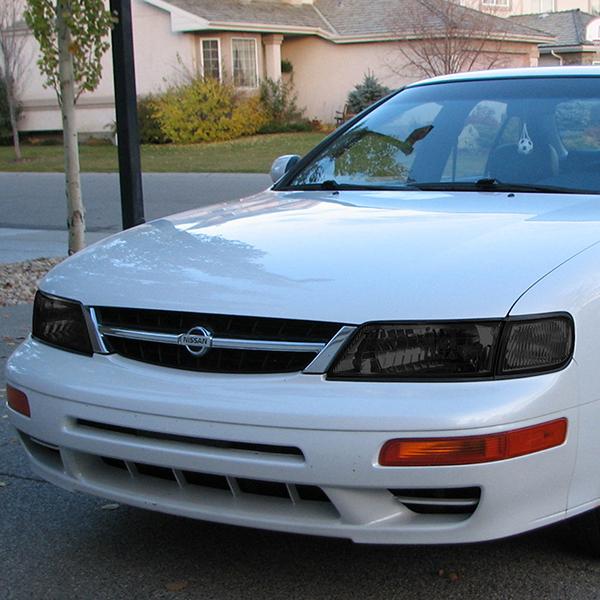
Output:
32 291 93 355
497 316 574 376
327 315 573 380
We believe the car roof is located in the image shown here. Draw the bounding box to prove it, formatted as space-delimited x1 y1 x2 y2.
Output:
407 66 600 88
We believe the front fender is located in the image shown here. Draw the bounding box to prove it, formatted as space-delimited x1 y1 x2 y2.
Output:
509 241 600 513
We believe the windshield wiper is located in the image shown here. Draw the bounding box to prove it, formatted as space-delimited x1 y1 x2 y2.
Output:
474 178 581 193
282 178 597 194
408 179 596 194
283 180 416 192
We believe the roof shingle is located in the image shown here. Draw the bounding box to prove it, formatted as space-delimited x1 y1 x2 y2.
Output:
509 9 597 46
159 0 553 42
164 0 332 30
316 0 546 38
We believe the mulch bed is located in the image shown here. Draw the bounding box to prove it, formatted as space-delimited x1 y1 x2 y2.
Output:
0 257 64 306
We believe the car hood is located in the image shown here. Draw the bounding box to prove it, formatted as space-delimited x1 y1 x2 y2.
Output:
42 190 600 323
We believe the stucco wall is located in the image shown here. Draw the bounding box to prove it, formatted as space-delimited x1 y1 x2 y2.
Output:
19 7 268 134
19 0 196 133
133 0 197 92
282 36 538 123
539 50 600 65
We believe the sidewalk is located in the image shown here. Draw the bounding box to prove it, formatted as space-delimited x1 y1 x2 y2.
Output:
0 228 109 263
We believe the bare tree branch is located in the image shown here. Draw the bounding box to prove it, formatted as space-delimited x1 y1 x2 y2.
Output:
386 0 509 79
0 0 32 160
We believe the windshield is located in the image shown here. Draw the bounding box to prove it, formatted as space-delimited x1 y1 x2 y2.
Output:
284 77 600 194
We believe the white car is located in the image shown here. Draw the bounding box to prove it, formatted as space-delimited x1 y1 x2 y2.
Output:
7 66 600 551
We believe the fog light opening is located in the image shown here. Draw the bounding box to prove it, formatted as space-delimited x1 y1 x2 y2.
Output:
379 418 567 466
6 385 31 417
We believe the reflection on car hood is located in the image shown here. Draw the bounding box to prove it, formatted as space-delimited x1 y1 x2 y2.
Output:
42 190 600 322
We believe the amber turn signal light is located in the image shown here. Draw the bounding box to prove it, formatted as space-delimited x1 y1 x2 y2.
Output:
6 385 30 417
379 418 567 466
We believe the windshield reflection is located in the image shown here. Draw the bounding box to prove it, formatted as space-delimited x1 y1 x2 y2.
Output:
285 77 600 194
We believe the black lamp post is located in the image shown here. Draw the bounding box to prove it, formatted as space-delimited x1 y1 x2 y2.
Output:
110 0 145 229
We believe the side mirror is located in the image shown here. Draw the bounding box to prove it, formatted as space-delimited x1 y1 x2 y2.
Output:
270 154 301 183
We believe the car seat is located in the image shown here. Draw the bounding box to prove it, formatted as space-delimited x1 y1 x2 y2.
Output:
487 143 559 183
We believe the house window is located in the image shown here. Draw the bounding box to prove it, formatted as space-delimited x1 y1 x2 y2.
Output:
536 0 555 11
201 39 221 80
232 38 258 88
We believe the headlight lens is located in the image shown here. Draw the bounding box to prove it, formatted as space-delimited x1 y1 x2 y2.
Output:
328 322 501 380
498 316 574 375
328 315 573 380
32 291 93 355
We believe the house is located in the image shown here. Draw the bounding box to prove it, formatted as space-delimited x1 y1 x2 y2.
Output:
462 0 599 18
510 9 600 63
18 0 552 134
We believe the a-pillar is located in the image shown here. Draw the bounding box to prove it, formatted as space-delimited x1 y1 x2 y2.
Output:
263 34 284 81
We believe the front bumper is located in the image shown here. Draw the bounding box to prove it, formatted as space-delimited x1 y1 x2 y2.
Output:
6 338 582 544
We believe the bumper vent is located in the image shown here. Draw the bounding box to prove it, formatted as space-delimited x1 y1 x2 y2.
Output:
19 433 64 471
390 487 481 515
100 457 332 506
76 419 304 461
95 307 344 374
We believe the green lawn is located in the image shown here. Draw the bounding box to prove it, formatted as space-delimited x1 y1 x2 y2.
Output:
0 132 326 173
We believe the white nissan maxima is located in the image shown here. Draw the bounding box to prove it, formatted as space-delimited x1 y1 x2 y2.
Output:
7 67 600 551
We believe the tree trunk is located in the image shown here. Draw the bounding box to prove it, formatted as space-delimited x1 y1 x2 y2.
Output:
56 0 85 255
1 51 21 161
7 86 21 161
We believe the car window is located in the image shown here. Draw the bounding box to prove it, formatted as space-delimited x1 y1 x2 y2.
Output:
443 101 507 181
284 77 600 194
293 103 442 186
556 100 600 151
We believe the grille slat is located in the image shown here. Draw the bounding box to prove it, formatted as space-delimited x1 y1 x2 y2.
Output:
96 307 343 374
97 307 342 342
98 456 332 506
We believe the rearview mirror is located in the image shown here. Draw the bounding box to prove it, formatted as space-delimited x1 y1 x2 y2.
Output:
270 154 301 183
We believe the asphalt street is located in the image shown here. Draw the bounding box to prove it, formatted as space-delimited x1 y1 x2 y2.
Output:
3 174 600 598
0 172 271 262
0 172 271 231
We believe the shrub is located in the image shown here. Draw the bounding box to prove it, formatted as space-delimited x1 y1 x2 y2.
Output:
22 132 62 146
137 94 169 144
346 72 391 114
258 78 311 133
153 77 268 144
258 121 313 134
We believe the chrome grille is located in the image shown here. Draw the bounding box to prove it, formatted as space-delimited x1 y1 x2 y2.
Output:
94 307 347 374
